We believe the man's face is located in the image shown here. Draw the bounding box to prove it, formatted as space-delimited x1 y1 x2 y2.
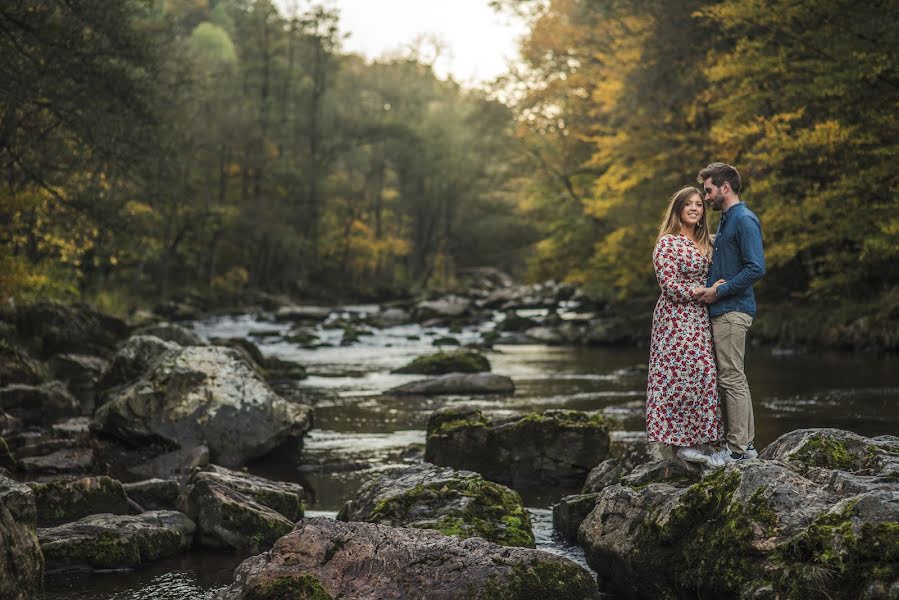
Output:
703 177 726 211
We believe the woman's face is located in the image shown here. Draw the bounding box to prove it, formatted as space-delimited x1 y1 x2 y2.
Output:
680 194 704 228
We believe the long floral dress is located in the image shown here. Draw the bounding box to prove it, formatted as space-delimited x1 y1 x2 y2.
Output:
646 234 722 446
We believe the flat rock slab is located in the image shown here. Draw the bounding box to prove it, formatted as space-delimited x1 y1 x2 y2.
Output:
192 465 304 521
218 517 600 600
386 373 514 396
39 510 194 572
29 476 130 526
18 447 95 476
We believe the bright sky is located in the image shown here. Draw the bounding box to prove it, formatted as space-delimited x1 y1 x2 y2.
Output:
285 1 528 86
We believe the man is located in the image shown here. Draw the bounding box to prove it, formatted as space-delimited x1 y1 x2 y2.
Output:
695 162 765 464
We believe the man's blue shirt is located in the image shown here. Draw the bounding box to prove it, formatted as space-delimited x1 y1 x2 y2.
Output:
707 202 765 318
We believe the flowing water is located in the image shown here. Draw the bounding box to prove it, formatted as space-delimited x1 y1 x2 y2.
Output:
44 309 899 598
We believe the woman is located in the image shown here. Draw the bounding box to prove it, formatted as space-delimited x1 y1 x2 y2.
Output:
646 186 724 465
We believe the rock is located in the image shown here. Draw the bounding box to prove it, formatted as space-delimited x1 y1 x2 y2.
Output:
134 322 205 346
210 338 307 381
425 407 610 490
0 436 15 470
129 445 210 481
524 326 566 345
39 510 195 572
386 373 515 396
3 300 128 360
93 346 312 468
0 476 43 599
0 340 46 385
337 463 534 547
274 305 333 322
413 296 471 321
497 312 539 332
493 332 533 345
432 336 461 347
582 313 651 347
48 353 108 415
28 476 130 526
98 335 181 390
578 428 899 599
0 381 80 425
192 465 304 521
393 350 490 375
184 478 293 554
123 479 182 511
153 300 201 322
18 447 95 476
260 356 307 381
217 517 600 600
378 307 411 325
552 493 600 543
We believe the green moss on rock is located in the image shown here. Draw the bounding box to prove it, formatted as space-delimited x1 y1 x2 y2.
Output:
245 574 333 600
793 435 858 471
393 350 490 375
480 561 597 600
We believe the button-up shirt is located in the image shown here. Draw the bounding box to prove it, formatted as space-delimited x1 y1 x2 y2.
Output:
707 202 766 318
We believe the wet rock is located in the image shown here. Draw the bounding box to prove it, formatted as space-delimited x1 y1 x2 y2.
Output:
0 340 46 385
28 476 130 526
0 476 43 600
413 296 471 321
0 381 80 425
337 463 534 547
129 445 210 481
93 346 312 468
123 479 182 511
49 353 108 415
493 332 533 345
578 428 899 599
432 336 460 347
39 510 195 572
217 517 600 600
393 350 490 375
581 314 651 347
192 465 304 521
552 493 599 543
98 335 181 390
18 447 95 476
523 326 566 345
3 300 128 360
0 436 15 471
210 338 307 382
497 312 539 332
134 322 204 346
760 428 899 475
425 407 610 490
378 307 411 325
386 373 515 396
184 478 293 554
274 305 332 322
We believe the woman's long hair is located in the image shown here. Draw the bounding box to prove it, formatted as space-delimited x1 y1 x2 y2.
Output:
657 186 712 256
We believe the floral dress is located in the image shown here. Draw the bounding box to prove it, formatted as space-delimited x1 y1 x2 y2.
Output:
646 234 722 446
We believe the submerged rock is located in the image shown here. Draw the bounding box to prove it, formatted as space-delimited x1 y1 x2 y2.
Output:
217 517 600 600
393 350 490 375
425 407 610 490
386 373 514 396
184 478 293 554
192 465 304 521
0 476 43 600
578 428 899 599
337 462 534 547
28 476 130 526
39 510 195 572
93 346 312 468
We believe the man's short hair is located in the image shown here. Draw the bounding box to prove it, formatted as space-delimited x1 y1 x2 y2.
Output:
698 162 741 194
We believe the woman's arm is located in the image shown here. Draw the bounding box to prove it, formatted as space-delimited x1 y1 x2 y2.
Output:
653 236 695 304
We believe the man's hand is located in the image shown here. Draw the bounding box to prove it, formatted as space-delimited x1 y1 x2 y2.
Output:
696 279 726 304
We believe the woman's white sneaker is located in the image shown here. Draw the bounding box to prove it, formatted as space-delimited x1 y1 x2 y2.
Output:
676 447 709 464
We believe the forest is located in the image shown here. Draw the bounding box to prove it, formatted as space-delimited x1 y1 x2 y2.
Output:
1 0 897 348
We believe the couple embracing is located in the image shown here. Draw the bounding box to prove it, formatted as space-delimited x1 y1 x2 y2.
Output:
646 162 765 468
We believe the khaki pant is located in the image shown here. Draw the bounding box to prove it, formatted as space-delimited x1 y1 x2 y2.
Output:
711 311 754 455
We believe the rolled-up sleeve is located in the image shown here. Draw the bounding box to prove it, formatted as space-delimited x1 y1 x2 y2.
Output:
653 237 695 303
716 215 765 298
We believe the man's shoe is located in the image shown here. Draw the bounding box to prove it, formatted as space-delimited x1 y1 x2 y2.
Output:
745 442 758 459
676 446 709 465
708 445 747 466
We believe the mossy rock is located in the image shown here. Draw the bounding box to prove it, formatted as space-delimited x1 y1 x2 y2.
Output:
393 350 490 375
480 560 599 600
29 476 130 526
761 428 897 474
0 340 47 385
243 574 334 600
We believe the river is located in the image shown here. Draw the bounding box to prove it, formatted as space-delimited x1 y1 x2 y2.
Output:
44 309 899 598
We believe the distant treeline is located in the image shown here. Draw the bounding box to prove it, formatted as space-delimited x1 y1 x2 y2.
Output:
1 0 897 345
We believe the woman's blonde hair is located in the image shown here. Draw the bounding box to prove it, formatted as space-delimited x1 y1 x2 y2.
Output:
657 186 712 256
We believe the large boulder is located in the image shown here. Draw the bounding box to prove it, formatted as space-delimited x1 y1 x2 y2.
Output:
2 300 128 360
0 381 80 425
425 407 610 490
337 463 534 547
0 476 43 600
184 478 293 554
217 517 600 600
393 350 490 375
191 465 304 521
386 373 514 396
134 322 204 346
48 353 108 415
98 335 181 391
578 428 899 599
28 476 130 526
0 340 46 386
39 510 195 572
92 346 312 468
